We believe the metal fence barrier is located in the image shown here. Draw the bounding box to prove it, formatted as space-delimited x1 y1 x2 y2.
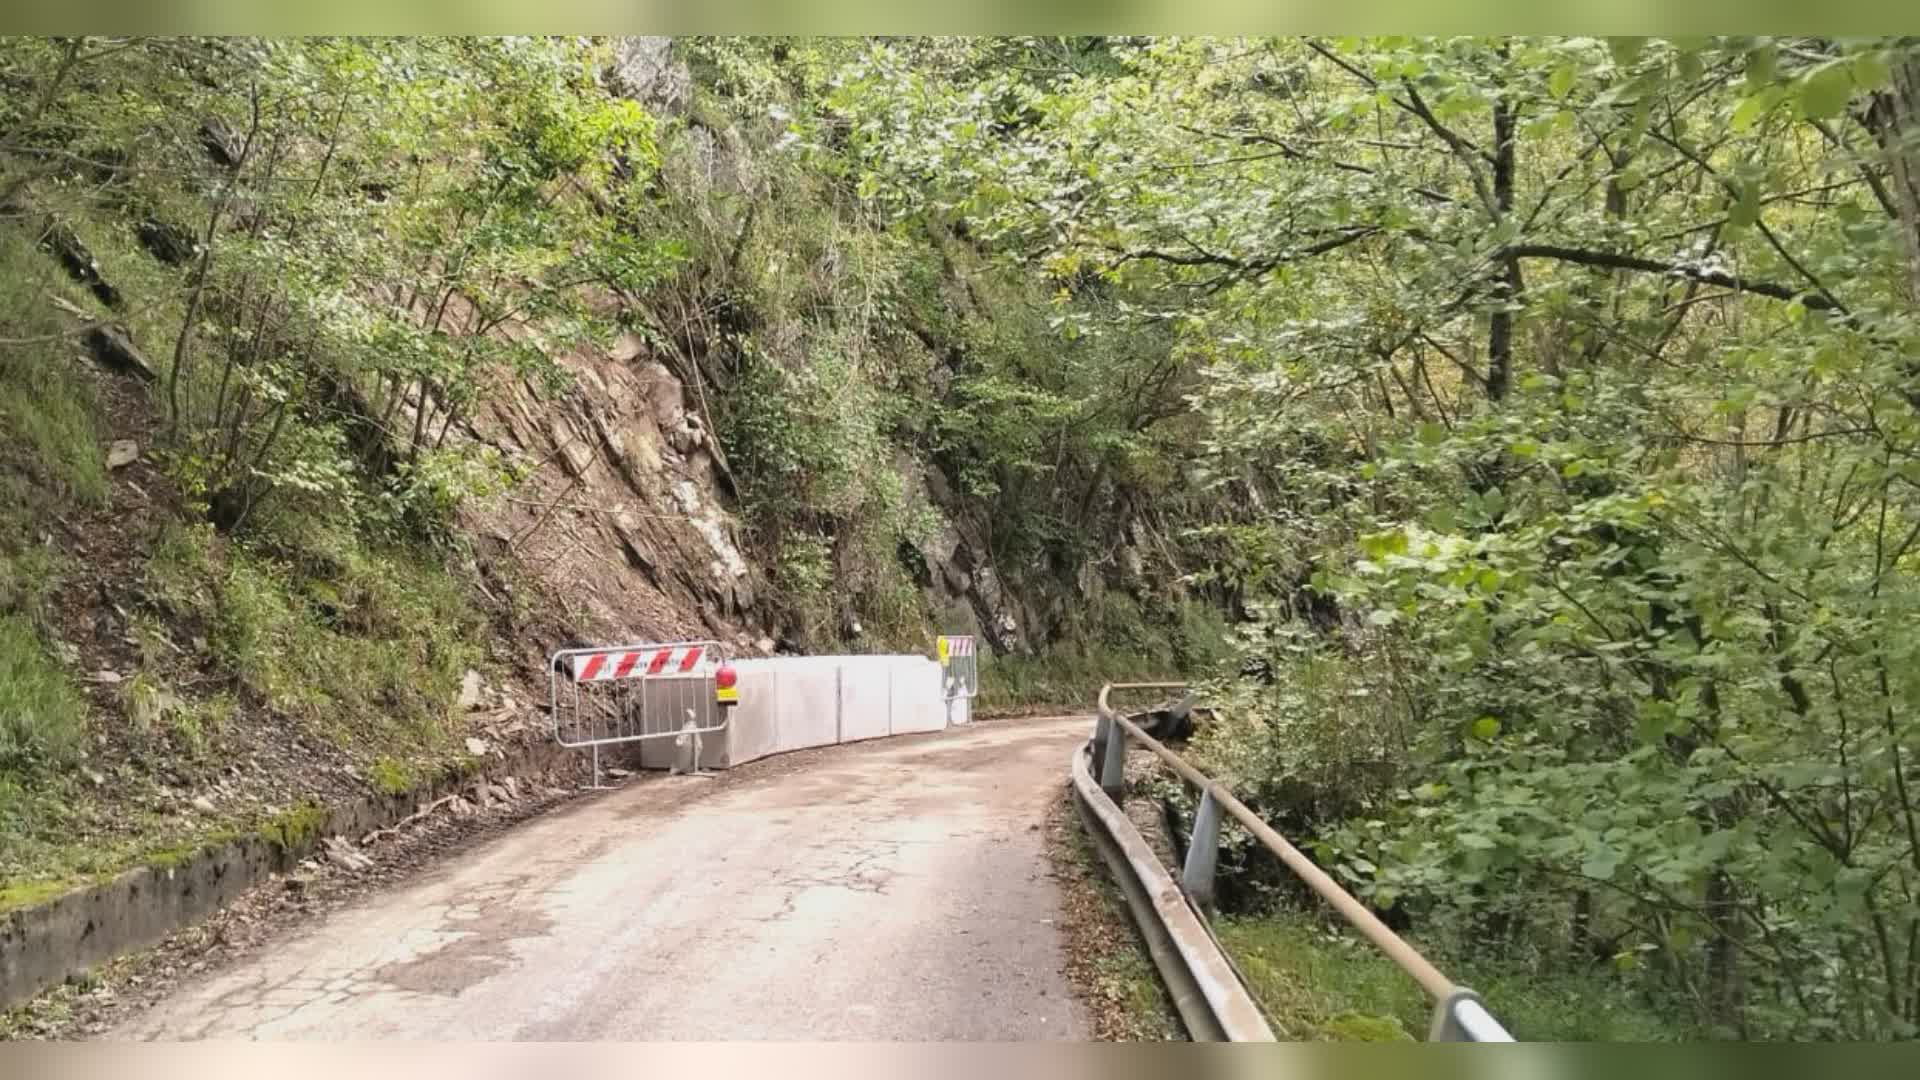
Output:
549 639 730 787
937 634 977 701
1094 681 1515 1043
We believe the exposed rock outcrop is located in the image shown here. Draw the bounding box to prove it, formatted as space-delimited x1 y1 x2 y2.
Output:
454 331 765 654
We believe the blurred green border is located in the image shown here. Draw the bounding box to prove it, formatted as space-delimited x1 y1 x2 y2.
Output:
0 2 1916 35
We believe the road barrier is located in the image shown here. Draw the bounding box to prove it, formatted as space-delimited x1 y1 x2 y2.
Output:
549 639 733 786
1087 681 1515 1043
629 653 955 770
937 634 977 701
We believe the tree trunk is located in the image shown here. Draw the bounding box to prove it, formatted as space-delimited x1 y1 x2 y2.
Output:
1875 47 1920 303
1485 54 1519 403
1889 48 1920 303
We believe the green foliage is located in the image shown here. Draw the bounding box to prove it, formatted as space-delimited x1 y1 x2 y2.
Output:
1217 907 1691 1041
727 343 887 524
654 53 949 647
1171 599 1235 673
258 800 327 853
0 615 86 774
0 227 107 508
823 33 1920 1037
1 37 685 548
211 554 297 700
974 595 1230 711
145 522 220 621
368 755 413 796
1192 621 1413 835
666 38 1216 650
976 647 1157 714
145 511 481 765
7 33 1918 1039
210 544 480 748
0 35 654 902
0 506 64 628
770 532 834 639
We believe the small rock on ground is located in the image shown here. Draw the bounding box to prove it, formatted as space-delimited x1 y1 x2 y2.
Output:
458 669 485 711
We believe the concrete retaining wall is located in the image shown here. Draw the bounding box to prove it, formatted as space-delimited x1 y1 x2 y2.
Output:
0 736 597 1010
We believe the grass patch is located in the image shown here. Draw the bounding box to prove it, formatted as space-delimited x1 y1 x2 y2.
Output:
0 225 109 509
1215 910 1423 1040
974 596 1231 715
145 829 239 871
0 774 258 916
0 876 74 913
147 514 484 766
0 614 88 774
0 510 65 624
145 522 220 620
258 800 327 853
1215 906 1698 1041
977 648 1170 715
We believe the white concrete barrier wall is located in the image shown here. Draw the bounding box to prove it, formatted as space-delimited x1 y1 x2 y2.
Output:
836 656 893 743
713 662 782 768
772 657 840 751
888 657 948 736
632 654 961 770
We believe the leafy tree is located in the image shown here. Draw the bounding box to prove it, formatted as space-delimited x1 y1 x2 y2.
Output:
830 34 1920 1037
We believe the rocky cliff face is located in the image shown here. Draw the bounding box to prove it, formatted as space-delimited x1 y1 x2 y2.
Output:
454 328 771 658
22 36 1073 675
440 38 1050 664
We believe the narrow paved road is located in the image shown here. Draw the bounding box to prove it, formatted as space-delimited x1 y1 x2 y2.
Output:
115 717 1093 1040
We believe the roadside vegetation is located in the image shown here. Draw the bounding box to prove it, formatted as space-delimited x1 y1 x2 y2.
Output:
0 38 653 904
1216 908 1699 1041
827 36 1920 1039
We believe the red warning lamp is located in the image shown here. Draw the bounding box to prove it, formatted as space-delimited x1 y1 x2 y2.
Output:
715 664 737 689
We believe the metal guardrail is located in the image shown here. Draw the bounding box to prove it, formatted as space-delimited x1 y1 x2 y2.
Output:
1069 729 1274 1040
1093 681 1515 1043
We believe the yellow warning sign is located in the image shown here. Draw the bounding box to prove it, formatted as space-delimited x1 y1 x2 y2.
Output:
715 685 738 704
936 637 949 663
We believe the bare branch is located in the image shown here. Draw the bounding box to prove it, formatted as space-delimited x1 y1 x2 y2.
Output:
1501 243 1841 311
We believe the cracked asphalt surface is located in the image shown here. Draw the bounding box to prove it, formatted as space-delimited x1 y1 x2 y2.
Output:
114 717 1094 1040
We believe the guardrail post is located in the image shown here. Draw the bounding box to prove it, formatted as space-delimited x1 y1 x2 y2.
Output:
1092 712 1112 776
1168 689 1195 727
1181 789 1222 908
1099 718 1128 798
1427 986 1513 1042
